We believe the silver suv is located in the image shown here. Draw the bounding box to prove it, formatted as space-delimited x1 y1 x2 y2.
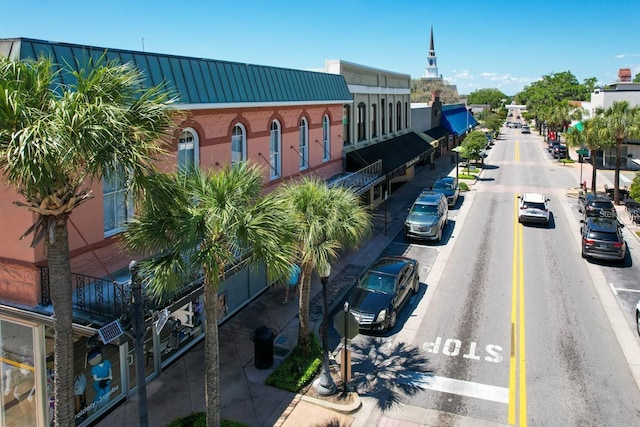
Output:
404 191 448 242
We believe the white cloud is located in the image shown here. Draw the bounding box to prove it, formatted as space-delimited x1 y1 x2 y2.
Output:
615 53 640 59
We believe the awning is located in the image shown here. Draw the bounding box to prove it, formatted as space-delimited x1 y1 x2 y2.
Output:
441 106 478 137
424 125 449 140
345 131 434 179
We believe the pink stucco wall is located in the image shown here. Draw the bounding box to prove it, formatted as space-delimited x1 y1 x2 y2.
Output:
0 102 347 306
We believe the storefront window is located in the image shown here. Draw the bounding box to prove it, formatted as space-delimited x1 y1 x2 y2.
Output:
159 296 205 365
44 326 123 425
1 320 36 427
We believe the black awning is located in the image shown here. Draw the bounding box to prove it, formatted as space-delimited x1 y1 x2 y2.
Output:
345 131 434 178
424 125 450 140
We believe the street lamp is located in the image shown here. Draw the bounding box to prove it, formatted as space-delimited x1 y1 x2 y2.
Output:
452 146 463 181
129 261 149 427
315 264 337 396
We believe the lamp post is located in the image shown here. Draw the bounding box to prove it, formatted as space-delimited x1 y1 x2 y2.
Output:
129 260 149 427
315 265 337 396
452 146 462 181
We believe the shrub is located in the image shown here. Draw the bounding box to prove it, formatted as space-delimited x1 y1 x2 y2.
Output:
459 182 470 191
167 413 247 427
265 334 322 392
629 172 640 201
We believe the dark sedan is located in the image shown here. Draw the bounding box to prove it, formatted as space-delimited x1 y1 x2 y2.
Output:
431 176 460 207
347 256 420 332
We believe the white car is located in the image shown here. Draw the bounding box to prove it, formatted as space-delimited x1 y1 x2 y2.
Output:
518 193 550 225
636 300 640 336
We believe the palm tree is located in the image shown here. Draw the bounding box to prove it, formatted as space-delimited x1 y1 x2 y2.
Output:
597 101 640 204
275 178 371 345
565 117 609 192
0 55 177 425
121 162 297 426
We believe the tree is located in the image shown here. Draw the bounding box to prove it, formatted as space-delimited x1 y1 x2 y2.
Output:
565 117 610 192
411 78 459 104
633 73 640 83
275 178 371 345
122 163 297 426
597 101 640 204
467 88 507 111
0 55 177 425
483 114 503 136
460 131 488 165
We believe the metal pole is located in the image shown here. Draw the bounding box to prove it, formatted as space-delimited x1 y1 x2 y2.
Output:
342 302 349 398
129 261 149 427
315 273 336 395
384 190 388 236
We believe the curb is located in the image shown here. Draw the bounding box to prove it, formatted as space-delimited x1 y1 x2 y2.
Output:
300 391 362 414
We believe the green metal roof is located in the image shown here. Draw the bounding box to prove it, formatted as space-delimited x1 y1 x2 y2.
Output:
0 38 353 106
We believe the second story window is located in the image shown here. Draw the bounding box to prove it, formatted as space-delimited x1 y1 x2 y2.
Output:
371 104 377 138
397 101 402 131
231 124 246 166
357 102 366 141
381 100 386 135
322 115 330 162
103 164 132 237
388 102 393 134
178 128 199 172
299 117 308 170
270 120 281 179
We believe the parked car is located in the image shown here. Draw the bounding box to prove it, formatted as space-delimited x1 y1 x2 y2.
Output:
431 176 460 207
347 256 420 332
580 217 626 261
518 193 550 225
404 191 448 241
521 125 531 134
578 192 616 219
636 299 640 336
552 144 568 159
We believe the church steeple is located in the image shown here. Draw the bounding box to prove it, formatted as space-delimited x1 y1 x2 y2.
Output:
423 25 441 80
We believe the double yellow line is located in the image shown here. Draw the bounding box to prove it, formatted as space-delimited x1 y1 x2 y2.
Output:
509 195 527 425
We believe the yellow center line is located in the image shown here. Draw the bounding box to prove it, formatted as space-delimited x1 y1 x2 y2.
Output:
509 194 527 426
515 141 520 161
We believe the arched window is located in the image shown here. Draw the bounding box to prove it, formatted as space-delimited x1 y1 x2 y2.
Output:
178 128 199 172
231 123 246 166
270 120 281 179
103 164 133 237
405 101 409 129
388 102 393 133
299 117 309 170
342 105 351 144
381 100 386 135
357 102 366 141
396 101 402 131
322 115 330 162
371 104 377 138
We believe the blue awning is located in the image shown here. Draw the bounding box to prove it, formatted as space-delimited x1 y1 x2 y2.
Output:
441 106 478 137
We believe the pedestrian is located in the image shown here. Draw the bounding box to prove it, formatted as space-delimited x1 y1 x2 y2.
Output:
283 263 301 304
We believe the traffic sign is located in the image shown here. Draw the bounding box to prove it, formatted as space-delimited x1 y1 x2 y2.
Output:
333 310 359 339
577 149 589 156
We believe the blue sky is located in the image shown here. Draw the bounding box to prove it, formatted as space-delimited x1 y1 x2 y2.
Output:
2 0 640 96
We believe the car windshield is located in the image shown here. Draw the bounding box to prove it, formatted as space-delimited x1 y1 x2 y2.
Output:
592 201 613 209
357 272 396 294
433 182 453 190
588 231 620 242
523 202 545 210
411 203 438 215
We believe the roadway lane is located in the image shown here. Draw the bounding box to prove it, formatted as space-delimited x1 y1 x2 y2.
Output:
352 125 640 426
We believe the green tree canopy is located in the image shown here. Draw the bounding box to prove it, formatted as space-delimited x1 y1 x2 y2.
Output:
467 88 507 110
516 71 594 119
460 131 488 161
411 78 459 104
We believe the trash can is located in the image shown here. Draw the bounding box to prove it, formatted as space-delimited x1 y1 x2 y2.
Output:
251 326 276 369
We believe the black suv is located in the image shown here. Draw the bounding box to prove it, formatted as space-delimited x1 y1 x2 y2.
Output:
578 192 616 219
552 144 568 159
580 217 626 261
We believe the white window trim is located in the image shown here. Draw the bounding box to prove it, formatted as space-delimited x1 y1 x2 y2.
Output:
322 115 330 162
231 123 247 166
299 118 309 170
270 120 281 180
178 127 200 171
103 165 133 238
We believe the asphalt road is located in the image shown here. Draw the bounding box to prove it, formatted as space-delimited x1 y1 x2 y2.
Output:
346 125 640 426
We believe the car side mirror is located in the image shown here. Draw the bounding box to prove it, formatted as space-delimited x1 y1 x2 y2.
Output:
580 219 585 224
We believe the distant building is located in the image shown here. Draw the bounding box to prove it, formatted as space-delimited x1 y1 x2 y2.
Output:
618 68 632 82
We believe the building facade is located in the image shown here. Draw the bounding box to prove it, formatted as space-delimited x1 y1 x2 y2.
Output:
0 37 352 426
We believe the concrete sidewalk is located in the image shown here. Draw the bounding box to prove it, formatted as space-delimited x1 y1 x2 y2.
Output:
94 151 458 427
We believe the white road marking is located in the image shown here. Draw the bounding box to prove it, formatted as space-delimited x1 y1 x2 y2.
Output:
609 282 619 296
398 373 509 404
611 287 640 293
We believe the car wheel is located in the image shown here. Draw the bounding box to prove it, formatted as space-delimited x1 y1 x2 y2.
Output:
636 311 640 336
411 276 419 295
581 247 587 259
436 224 443 242
387 310 397 331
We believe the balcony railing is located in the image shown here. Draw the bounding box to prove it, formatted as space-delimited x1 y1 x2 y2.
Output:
40 267 208 321
327 159 382 195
